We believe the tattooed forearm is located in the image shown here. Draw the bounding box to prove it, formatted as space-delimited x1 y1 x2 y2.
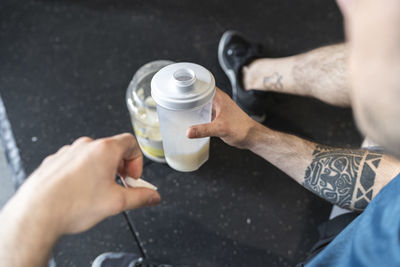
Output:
303 145 383 211
263 72 283 91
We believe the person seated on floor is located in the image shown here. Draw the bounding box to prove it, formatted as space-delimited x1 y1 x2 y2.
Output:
1 0 400 266
187 0 400 265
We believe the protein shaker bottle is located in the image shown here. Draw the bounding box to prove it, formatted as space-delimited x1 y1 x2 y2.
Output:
151 62 215 172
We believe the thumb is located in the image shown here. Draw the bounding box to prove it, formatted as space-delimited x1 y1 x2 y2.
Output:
118 186 161 210
187 122 219 139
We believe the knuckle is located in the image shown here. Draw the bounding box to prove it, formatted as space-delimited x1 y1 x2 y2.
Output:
197 127 206 137
92 139 114 153
61 144 71 150
73 136 93 146
42 155 55 165
79 136 93 143
117 132 135 141
118 133 138 146
57 145 70 153
121 132 134 139
198 129 207 138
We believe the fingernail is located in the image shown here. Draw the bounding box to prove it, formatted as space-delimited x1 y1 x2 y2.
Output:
147 193 161 206
186 128 192 138
188 128 197 138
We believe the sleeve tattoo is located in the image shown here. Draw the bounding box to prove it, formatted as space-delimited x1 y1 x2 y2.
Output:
303 145 383 211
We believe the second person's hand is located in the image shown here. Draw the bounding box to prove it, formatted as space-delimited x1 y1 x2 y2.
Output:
0 133 161 267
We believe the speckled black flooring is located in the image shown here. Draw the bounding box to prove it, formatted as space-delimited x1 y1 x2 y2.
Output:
0 0 362 266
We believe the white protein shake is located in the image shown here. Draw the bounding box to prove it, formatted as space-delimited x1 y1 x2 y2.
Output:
165 141 210 172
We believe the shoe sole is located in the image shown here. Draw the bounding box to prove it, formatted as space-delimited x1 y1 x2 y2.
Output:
218 30 240 102
218 31 266 123
91 252 140 267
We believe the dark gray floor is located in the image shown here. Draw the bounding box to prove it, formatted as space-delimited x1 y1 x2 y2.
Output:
0 0 362 266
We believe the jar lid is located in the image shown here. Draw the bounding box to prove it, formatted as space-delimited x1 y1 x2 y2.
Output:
126 60 174 111
151 62 215 110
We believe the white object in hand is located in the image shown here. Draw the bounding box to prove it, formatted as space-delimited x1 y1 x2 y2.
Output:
125 177 158 191
151 63 215 172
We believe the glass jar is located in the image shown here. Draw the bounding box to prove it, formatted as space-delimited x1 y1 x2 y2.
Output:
126 60 174 163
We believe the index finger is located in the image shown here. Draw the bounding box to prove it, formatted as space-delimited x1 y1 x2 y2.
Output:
108 133 143 178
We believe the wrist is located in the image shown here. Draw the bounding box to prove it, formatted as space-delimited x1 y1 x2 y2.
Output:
244 122 273 151
0 185 62 266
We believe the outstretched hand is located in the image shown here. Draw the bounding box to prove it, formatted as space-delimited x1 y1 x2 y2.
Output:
187 88 260 149
2 133 160 236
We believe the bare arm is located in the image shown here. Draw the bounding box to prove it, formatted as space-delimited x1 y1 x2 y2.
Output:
243 44 350 107
0 134 160 267
248 123 400 211
188 89 400 211
0 195 59 267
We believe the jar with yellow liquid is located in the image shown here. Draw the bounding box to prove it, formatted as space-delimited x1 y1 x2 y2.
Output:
126 60 173 163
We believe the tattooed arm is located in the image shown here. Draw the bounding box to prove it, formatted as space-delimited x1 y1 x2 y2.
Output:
248 126 400 211
188 89 400 211
242 44 350 107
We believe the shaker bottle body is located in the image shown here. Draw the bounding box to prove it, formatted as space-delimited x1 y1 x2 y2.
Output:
151 62 215 172
157 99 212 172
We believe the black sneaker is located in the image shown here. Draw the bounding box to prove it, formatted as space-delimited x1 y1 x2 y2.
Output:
218 31 267 122
91 252 173 267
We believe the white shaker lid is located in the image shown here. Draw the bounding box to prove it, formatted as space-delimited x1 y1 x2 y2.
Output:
151 62 215 110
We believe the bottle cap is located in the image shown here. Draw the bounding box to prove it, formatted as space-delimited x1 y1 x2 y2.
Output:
151 62 215 110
